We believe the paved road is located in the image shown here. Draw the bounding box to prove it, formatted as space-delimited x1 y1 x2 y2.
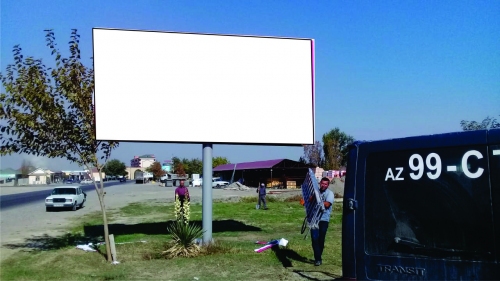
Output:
0 181 128 210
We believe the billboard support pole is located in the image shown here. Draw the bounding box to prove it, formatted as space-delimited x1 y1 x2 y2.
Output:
202 143 213 244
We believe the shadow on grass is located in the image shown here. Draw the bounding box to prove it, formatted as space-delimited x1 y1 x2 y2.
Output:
291 269 342 281
272 245 313 268
2 219 260 255
3 232 103 252
83 219 261 237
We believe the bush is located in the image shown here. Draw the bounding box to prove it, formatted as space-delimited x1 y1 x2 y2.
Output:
162 221 204 258
162 194 205 259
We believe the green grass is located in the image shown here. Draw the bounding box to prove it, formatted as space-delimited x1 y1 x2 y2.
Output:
1 196 343 281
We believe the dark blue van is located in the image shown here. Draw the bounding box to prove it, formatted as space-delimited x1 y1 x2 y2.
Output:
342 129 500 280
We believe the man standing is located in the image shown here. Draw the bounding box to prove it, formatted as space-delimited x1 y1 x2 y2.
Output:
175 179 190 208
301 177 334 266
256 183 268 210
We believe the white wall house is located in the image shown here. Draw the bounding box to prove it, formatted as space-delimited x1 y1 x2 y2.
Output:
28 168 53 185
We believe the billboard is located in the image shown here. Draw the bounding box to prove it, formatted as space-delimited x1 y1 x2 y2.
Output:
92 28 315 145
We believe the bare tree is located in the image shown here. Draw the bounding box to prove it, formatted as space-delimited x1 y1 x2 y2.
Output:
19 159 34 178
303 141 323 167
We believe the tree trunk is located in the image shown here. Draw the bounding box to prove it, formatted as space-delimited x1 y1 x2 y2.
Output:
98 187 112 261
95 170 112 262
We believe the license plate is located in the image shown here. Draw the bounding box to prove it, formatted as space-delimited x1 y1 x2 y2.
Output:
54 204 64 207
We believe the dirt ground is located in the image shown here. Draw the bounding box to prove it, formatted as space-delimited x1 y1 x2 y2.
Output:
0 181 343 262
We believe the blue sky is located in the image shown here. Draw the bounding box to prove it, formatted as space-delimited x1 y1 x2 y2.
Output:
1 0 499 170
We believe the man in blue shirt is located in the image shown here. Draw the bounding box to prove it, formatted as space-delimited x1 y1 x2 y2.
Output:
302 177 334 266
257 183 268 210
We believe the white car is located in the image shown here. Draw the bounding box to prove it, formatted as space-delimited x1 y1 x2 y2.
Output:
80 179 93 184
212 177 229 188
45 186 86 212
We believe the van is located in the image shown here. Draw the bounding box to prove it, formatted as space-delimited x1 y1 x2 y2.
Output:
342 129 500 280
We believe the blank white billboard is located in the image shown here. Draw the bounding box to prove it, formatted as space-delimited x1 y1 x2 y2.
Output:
93 28 315 145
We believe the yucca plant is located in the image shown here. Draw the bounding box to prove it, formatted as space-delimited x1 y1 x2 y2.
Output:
163 194 204 258
174 194 184 222
174 194 191 224
163 221 205 258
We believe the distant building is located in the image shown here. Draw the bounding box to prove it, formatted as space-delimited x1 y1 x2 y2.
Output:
88 168 106 181
0 168 21 185
130 154 156 168
162 160 173 173
28 168 53 185
61 170 87 181
314 167 324 181
0 168 19 179
322 167 347 180
128 154 157 180
213 158 315 188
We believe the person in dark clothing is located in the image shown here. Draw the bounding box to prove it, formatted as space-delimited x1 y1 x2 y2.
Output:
256 183 268 210
175 179 190 208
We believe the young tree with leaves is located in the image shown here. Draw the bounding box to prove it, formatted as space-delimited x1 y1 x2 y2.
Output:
0 29 117 262
181 158 191 176
212 156 230 168
460 115 500 131
322 128 354 170
146 161 166 181
172 157 181 172
175 162 187 177
188 158 203 175
102 159 127 177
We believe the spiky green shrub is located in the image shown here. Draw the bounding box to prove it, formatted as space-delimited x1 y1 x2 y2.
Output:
163 221 204 258
163 194 204 258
